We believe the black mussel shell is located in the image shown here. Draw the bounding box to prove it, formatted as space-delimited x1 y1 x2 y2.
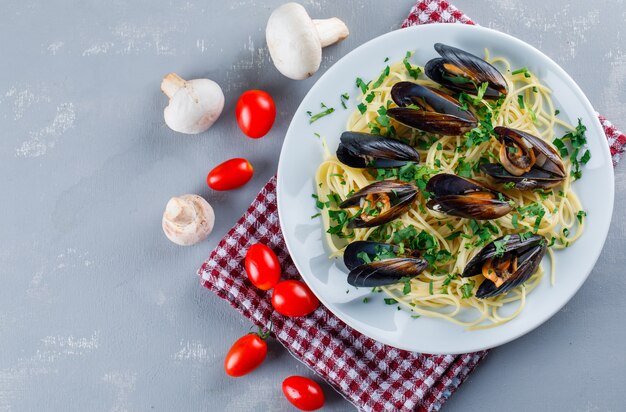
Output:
516 129 566 178
460 234 546 298
425 173 513 220
480 164 563 190
387 82 477 135
343 241 428 287
336 132 420 168
424 43 508 98
494 127 566 178
495 127 536 176
481 127 566 190
340 180 418 228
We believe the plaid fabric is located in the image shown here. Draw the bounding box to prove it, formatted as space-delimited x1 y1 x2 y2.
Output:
199 1 625 411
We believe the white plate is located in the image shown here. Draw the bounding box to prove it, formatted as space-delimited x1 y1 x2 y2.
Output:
276 24 614 354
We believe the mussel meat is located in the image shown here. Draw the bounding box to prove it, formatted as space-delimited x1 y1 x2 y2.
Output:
462 234 547 298
336 131 420 168
424 43 508 98
481 127 566 190
340 180 417 228
425 173 514 220
343 241 428 287
386 82 478 135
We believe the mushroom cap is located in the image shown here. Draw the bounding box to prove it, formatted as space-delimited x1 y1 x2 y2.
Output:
162 194 215 246
164 79 224 134
266 2 321 80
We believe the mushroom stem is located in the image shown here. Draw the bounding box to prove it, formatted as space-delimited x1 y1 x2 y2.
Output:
161 73 186 98
313 18 349 48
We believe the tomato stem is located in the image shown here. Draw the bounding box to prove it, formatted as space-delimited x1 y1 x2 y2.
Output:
253 320 272 340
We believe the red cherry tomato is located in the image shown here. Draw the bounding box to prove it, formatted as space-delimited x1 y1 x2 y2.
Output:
207 158 253 191
271 280 319 317
236 90 276 138
245 244 281 290
282 376 325 411
224 332 268 377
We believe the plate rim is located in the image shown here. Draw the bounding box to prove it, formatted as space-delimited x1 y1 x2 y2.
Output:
276 23 615 354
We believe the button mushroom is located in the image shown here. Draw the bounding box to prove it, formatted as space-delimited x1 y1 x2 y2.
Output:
266 2 349 80
160 73 224 134
162 194 215 246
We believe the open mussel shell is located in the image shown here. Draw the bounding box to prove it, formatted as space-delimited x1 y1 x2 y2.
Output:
343 241 428 287
480 164 562 190
425 173 513 220
340 180 417 228
424 43 508 98
336 131 420 168
461 234 547 298
387 82 477 135
481 127 566 190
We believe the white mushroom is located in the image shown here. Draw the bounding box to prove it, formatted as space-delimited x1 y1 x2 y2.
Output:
266 2 349 80
161 73 224 134
162 194 215 246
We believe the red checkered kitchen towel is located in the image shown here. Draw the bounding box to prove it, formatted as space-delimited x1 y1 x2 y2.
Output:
198 1 626 411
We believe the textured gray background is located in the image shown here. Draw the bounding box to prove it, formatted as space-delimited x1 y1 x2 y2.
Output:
1 0 625 410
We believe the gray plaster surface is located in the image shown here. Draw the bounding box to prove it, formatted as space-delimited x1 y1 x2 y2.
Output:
1 0 625 410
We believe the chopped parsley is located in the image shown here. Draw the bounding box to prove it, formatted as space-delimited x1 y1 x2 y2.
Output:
371 66 391 89
384 298 398 305
357 103 367 114
402 51 421 79
375 105 389 128
455 157 473 177
511 67 531 78
327 209 354 238
362 297 369 303
308 103 335 123
365 92 376 103
445 231 462 240
576 210 587 224
357 251 372 264
518 202 546 233
512 213 520 229
400 276 412 295
493 235 511 258
557 119 591 179
461 280 476 299
340 93 349 109
441 273 456 294
356 77 369 94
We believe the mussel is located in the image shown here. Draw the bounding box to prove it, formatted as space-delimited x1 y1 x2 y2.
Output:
336 131 420 168
462 234 546 298
425 173 514 220
480 127 566 190
424 43 508 98
340 180 417 228
343 241 428 287
386 82 478 135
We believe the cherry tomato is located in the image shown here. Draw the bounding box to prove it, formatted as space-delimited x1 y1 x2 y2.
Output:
224 331 268 377
282 376 325 411
207 158 253 191
271 280 319 317
245 244 281 290
236 90 276 138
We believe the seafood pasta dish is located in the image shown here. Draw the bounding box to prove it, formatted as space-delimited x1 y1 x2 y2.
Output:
314 44 590 329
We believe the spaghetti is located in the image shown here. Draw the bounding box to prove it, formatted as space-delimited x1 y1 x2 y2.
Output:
314 50 587 329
